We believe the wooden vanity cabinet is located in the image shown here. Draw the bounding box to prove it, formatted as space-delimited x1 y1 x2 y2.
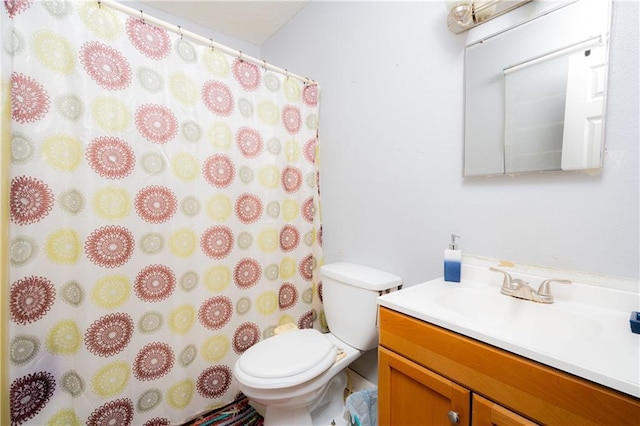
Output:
378 307 640 426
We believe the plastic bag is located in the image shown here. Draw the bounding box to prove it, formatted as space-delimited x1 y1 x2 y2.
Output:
344 389 377 426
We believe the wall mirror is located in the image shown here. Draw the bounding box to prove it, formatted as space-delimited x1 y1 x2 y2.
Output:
463 0 612 176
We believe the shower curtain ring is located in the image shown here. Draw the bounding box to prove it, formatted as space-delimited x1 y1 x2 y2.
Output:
209 38 214 51
239 51 243 62
263 60 268 71
285 69 289 80
140 10 145 24
178 25 183 39
97 1 101 8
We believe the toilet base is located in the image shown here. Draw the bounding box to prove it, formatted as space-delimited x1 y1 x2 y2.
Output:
310 370 348 425
259 371 348 426
264 405 312 426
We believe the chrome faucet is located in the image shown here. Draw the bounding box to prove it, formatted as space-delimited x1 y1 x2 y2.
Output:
489 267 572 304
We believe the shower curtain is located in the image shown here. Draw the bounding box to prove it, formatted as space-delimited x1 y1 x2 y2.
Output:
3 1 323 425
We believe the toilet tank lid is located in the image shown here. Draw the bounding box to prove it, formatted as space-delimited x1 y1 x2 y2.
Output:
321 262 402 291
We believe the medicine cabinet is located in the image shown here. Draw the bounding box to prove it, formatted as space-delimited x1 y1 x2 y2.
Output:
463 0 612 176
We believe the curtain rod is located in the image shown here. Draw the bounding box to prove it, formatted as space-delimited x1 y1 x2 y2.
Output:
98 0 317 86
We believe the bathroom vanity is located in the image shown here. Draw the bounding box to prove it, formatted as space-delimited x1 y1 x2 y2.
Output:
377 265 640 425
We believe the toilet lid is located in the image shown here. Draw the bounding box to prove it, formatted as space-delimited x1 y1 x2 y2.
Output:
236 329 336 388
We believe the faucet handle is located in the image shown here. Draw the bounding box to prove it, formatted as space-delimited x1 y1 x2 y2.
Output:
536 279 572 303
489 267 514 289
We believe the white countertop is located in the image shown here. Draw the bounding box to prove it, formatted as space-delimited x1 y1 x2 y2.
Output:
377 265 640 398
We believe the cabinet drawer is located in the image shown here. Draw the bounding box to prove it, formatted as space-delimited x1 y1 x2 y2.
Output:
379 307 640 425
472 394 538 426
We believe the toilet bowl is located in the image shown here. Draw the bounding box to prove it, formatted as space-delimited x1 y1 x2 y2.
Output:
234 329 360 425
233 263 402 426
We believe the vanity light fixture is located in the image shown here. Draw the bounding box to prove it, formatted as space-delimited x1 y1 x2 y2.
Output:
445 0 532 34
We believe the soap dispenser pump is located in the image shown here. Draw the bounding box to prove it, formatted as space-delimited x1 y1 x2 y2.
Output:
444 234 461 283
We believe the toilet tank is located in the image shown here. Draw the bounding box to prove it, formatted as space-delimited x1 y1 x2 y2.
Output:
321 263 402 351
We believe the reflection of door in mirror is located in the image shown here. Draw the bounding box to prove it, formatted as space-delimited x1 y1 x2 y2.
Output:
561 46 607 170
504 54 569 173
502 40 606 174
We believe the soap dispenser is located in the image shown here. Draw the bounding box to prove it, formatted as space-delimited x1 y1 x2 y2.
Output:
444 234 461 283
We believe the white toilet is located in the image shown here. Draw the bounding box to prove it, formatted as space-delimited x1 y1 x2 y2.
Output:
233 262 402 426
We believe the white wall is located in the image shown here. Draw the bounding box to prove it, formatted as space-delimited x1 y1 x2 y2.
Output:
262 1 639 285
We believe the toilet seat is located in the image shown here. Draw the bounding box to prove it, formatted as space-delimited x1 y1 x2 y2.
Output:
235 329 336 389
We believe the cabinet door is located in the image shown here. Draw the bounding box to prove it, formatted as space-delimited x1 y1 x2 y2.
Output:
472 394 539 426
379 346 470 426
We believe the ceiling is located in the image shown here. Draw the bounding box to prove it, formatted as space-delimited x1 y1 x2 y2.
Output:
140 1 309 45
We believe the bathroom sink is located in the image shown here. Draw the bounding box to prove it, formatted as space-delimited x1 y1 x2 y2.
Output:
377 263 640 398
433 288 603 341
